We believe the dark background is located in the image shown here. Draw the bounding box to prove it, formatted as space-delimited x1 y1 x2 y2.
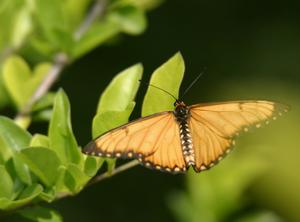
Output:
52 0 299 221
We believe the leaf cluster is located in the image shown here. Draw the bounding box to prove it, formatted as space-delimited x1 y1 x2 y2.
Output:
0 52 184 221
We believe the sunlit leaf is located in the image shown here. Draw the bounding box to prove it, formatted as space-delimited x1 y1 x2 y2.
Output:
96 63 142 114
11 5 32 48
142 52 185 116
72 20 120 59
0 67 10 109
0 116 31 157
19 147 61 187
49 90 82 165
64 163 90 193
92 104 135 138
30 134 50 148
0 184 43 210
2 56 51 110
0 165 14 199
91 63 142 173
108 5 147 35
84 156 105 177
0 116 32 185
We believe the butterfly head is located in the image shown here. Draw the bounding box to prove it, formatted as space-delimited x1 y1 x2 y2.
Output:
174 100 188 119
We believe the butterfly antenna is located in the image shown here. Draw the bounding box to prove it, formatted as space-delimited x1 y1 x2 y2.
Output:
139 80 178 101
182 69 206 97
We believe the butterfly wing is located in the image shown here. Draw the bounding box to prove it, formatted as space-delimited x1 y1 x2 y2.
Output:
84 112 186 173
189 100 289 172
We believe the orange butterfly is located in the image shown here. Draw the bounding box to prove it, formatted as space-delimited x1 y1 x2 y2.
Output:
83 96 288 173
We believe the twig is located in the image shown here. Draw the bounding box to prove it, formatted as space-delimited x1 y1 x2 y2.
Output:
87 160 139 186
15 53 69 119
14 0 108 120
0 47 14 63
74 0 107 40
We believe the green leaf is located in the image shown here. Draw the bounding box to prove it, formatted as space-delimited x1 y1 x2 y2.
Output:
2 56 51 109
64 163 90 193
0 183 43 210
13 154 32 185
4 158 26 198
32 93 55 112
2 55 31 108
108 5 147 35
91 64 142 173
19 147 61 187
97 63 143 114
72 20 120 59
0 165 14 199
0 0 28 49
0 116 32 185
142 52 185 116
49 89 82 165
0 67 10 109
34 0 66 32
39 187 56 202
30 134 50 148
0 116 31 160
32 109 53 122
18 206 63 222
92 104 135 138
11 5 33 48
62 0 92 31
84 156 105 177
35 0 73 52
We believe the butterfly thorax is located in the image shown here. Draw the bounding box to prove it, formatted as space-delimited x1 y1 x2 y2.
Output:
174 101 195 166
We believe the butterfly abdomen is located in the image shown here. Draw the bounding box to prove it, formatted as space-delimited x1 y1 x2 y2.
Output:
174 104 195 167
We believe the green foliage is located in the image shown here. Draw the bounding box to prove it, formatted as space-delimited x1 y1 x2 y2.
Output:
2 55 51 110
92 63 143 172
20 147 61 187
0 0 162 220
72 20 120 59
0 52 185 219
49 90 82 165
18 206 63 222
142 52 185 116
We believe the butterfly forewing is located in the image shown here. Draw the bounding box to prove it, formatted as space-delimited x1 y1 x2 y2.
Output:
188 100 289 172
84 112 186 173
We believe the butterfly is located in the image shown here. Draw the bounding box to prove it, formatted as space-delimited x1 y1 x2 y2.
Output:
83 96 288 174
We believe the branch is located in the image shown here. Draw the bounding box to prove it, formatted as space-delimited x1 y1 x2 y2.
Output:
15 0 108 120
87 160 139 186
74 0 107 40
0 47 14 63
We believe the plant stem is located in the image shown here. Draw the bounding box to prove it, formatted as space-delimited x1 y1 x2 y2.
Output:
15 53 69 119
74 0 107 40
87 160 139 186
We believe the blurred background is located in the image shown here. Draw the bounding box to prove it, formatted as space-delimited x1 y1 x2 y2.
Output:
1 0 300 221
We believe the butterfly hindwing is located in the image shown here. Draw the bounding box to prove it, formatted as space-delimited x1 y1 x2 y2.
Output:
141 113 186 173
188 100 289 172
